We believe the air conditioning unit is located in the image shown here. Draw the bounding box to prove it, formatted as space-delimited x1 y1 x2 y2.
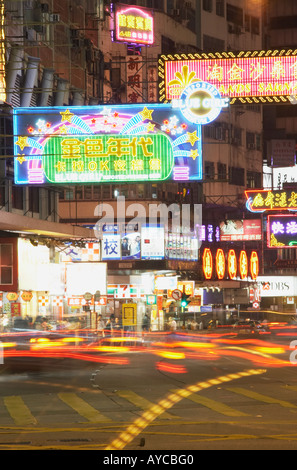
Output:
50 13 60 23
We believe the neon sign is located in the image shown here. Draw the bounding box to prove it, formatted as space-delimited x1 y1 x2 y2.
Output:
202 248 258 281
202 248 213 280
13 104 202 184
215 248 225 280
239 250 248 280
42 134 173 183
250 251 259 280
245 189 297 212
173 81 229 125
267 214 297 248
114 4 154 46
159 49 297 104
227 249 237 280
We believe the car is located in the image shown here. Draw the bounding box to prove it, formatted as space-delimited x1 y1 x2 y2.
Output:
233 320 269 337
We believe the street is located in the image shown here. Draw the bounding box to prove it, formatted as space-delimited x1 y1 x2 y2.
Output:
0 327 297 451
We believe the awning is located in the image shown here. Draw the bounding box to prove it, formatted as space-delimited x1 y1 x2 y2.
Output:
0 210 95 239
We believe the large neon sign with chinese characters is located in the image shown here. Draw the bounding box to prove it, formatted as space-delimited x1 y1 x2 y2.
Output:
202 248 259 281
159 49 297 104
267 215 297 248
245 189 297 212
114 3 154 46
13 104 203 184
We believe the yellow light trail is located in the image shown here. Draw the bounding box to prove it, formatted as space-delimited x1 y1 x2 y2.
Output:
105 368 267 450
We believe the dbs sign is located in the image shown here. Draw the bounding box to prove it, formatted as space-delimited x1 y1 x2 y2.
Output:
202 248 259 281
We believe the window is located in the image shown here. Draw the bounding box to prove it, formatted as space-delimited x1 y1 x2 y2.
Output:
0 244 13 285
247 171 262 189
65 189 74 200
246 131 255 150
29 187 39 213
12 186 23 210
229 167 245 186
84 186 92 200
203 0 213 12
251 16 260 35
226 3 243 26
205 161 215 180
216 0 224 17
218 162 227 180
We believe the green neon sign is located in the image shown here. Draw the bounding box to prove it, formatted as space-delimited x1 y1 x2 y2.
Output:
42 134 174 183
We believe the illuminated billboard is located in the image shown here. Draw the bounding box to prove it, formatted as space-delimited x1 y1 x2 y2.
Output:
245 189 297 212
13 103 203 184
267 215 297 248
202 248 259 281
113 3 154 46
159 49 297 104
220 219 262 241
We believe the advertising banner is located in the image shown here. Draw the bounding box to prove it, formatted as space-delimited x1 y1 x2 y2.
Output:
14 103 203 184
159 49 297 104
220 219 262 241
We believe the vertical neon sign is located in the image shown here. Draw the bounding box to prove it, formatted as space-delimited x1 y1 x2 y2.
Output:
0 0 5 102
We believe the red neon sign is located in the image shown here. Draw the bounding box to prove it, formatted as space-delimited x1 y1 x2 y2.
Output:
159 49 297 104
227 249 237 280
250 251 259 280
215 248 225 280
239 250 248 279
115 4 154 46
202 248 213 280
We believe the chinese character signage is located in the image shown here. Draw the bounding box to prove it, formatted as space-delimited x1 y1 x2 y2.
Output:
246 189 297 212
13 103 203 184
113 3 154 46
159 49 297 104
220 219 262 241
202 248 259 281
267 215 297 248
126 55 143 103
102 234 121 260
269 139 296 167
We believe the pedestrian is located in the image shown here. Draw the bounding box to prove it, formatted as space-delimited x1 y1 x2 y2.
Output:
142 313 150 331
113 317 122 333
97 314 105 338
170 317 177 332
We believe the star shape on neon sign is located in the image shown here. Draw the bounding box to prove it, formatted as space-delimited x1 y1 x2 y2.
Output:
16 154 26 164
189 149 199 160
146 122 155 132
140 107 153 121
60 109 74 123
16 136 29 151
186 131 200 146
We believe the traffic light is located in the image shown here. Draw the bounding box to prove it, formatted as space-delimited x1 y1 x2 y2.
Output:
181 292 190 308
